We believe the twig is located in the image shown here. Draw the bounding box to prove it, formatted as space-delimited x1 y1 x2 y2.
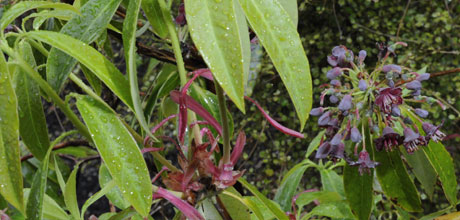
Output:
21 140 91 162
332 0 343 40
396 0 412 39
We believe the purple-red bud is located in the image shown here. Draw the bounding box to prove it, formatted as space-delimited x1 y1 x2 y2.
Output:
338 95 352 111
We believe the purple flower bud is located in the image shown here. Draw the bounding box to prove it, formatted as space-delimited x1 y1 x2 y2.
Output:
358 79 367 91
403 127 419 142
350 127 362 143
331 143 345 159
327 56 338 66
402 74 409 81
391 105 401 117
403 117 413 124
416 73 430 81
338 95 352 111
412 89 421 96
332 46 346 57
387 79 395 88
318 111 331 126
358 50 367 62
331 133 343 146
330 79 341 87
382 64 402 73
329 95 339 103
327 118 339 127
406 80 422 90
316 142 332 159
326 67 342 80
310 107 324 116
415 108 428 118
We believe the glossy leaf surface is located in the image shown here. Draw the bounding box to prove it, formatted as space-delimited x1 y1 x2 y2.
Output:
99 163 130 209
305 130 325 158
23 189 69 220
0 1 78 32
402 149 437 199
374 147 422 212
81 180 116 219
64 166 80 220
142 0 168 38
28 31 134 109
0 52 24 214
277 0 298 27
343 163 373 220
320 169 345 198
274 162 309 211
238 178 288 220
46 0 122 92
76 95 152 216
185 0 250 112
238 0 312 129
14 41 50 161
405 109 458 206
218 187 251 220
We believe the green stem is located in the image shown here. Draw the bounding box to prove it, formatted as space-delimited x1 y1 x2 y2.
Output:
215 80 231 164
0 43 92 140
158 0 187 86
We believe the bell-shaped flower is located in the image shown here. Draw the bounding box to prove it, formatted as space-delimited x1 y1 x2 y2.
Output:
318 111 332 126
403 127 426 153
349 150 379 175
374 126 402 151
375 87 403 114
422 122 446 142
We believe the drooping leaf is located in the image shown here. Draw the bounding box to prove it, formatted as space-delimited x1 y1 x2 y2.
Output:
81 180 116 219
306 202 355 220
64 166 80 220
221 193 264 220
0 52 24 214
23 189 70 220
13 41 50 161
374 147 422 212
305 130 325 158
0 1 78 33
25 141 53 220
320 168 345 198
401 149 437 199
185 0 250 112
295 191 343 209
28 31 134 109
76 95 152 217
99 163 130 210
123 0 156 142
276 0 298 27
405 109 458 206
274 162 309 211
218 187 251 220
237 0 312 130
46 0 122 92
141 0 168 38
238 178 289 220
343 163 373 220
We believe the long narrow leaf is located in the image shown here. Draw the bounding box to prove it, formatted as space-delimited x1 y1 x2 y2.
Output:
14 41 50 161
274 163 309 211
23 189 70 220
185 0 250 112
81 180 116 219
28 31 134 109
141 0 168 38
46 0 122 92
76 95 152 216
64 166 80 220
238 0 312 130
0 51 24 214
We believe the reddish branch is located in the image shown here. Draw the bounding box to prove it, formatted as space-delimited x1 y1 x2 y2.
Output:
21 140 91 162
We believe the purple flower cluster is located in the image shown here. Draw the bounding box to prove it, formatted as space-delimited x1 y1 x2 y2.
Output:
310 44 446 174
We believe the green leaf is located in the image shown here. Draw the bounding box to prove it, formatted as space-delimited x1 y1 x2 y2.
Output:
13 41 50 161
320 169 345 198
76 95 152 217
405 109 458 206
238 178 289 220
0 1 78 33
306 202 355 220
277 0 298 27
190 84 234 141
25 141 53 220
343 163 373 220
199 198 223 220
305 130 325 158
144 64 179 119
295 191 343 209
185 0 250 112
0 52 24 214
81 65 102 96
99 163 130 210
401 149 437 199
123 0 156 141
237 0 312 130
81 180 116 219
218 187 251 220
64 166 81 220
23 189 70 220
46 0 122 92
373 148 422 212
28 31 134 110
274 162 309 211
141 0 168 38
